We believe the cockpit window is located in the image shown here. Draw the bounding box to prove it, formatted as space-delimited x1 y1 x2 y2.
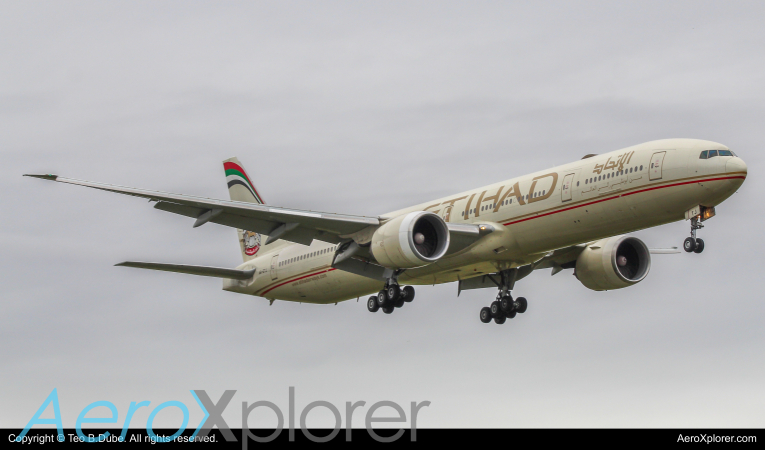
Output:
700 149 736 159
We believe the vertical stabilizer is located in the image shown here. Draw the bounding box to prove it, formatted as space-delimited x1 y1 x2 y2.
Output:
224 157 265 204
223 157 275 262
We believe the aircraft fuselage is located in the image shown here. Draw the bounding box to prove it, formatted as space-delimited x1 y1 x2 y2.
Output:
223 139 746 303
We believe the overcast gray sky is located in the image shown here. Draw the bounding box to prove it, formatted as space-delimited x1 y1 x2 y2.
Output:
2 1 764 429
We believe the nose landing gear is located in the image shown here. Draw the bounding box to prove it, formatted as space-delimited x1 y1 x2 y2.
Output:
683 217 705 254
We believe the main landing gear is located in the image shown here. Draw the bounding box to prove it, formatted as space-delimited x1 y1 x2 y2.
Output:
480 293 528 325
683 217 705 254
478 268 529 325
367 283 415 314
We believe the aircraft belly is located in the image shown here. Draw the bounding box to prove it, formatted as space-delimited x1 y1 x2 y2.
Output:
256 264 382 304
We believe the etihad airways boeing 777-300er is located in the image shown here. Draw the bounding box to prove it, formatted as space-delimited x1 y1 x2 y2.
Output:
26 138 747 324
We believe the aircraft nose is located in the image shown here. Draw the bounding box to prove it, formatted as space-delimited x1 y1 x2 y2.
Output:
726 157 747 175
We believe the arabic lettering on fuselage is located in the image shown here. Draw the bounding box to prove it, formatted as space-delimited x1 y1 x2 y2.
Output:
592 151 635 175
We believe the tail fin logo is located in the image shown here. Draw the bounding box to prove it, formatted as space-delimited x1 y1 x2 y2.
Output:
243 231 261 256
224 162 264 204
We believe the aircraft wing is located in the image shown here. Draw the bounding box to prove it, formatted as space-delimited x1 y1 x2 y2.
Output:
24 174 380 245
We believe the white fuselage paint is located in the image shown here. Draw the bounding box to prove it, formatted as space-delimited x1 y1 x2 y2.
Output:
223 139 747 304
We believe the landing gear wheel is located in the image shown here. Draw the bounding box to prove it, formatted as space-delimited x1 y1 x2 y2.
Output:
693 238 705 254
402 286 415 302
515 297 528 314
367 296 379 313
500 295 514 313
507 311 517 319
387 285 401 302
377 290 390 308
394 296 405 308
490 301 503 318
494 315 506 324
479 307 492 323
382 306 394 314
683 237 696 253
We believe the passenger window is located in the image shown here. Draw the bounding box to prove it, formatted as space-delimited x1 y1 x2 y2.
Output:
639 165 643 171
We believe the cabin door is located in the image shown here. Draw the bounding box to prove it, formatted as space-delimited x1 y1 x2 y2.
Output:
270 254 279 280
561 173 575 202
649 151 666 181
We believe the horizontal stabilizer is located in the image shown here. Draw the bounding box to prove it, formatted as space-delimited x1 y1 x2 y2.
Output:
115 262 256 280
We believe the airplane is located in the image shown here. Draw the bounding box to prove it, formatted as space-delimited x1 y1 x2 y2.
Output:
25 138 747 325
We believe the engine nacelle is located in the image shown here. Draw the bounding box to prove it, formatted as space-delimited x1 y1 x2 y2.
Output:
575 235 651 291
370 211 450 269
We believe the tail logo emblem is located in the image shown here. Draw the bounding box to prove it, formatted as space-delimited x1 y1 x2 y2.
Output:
244 231 261 256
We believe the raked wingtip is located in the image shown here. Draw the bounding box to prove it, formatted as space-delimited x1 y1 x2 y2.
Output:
24 174 59 181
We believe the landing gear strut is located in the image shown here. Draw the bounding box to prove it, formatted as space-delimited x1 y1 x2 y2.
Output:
478 268 528 325
367 275 415 314
683 217 705 254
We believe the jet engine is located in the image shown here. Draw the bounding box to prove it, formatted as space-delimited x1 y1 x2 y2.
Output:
575 235 651 291
370 211 450 269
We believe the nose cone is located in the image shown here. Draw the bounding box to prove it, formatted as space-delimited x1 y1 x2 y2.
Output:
726 157 748 175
